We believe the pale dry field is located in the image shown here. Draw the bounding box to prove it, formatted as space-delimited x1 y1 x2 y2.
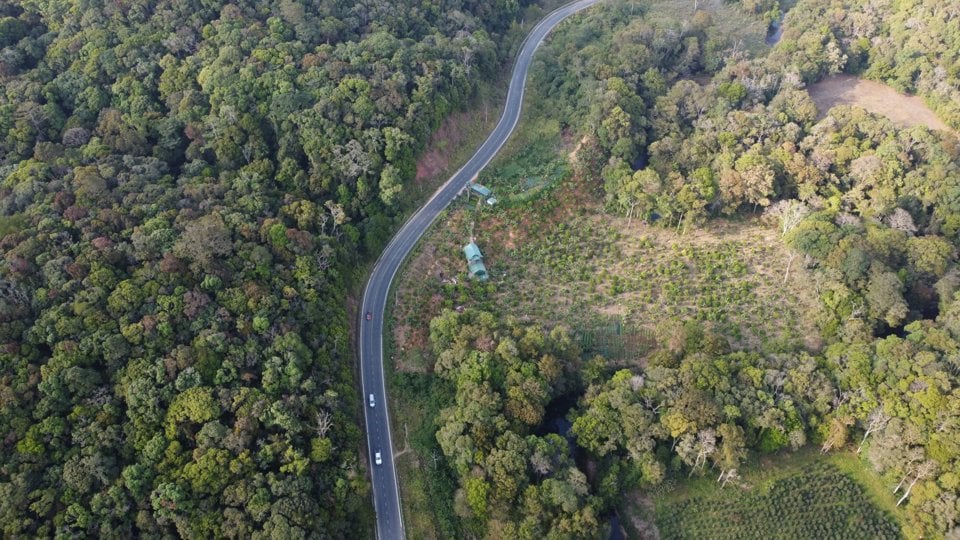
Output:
808 74 954 134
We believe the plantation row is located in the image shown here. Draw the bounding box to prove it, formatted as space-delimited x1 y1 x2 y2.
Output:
656 463 901 539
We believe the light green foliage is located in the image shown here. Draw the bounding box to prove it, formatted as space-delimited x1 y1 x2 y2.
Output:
165 387 218 438
571 370 660 460
497 217 807 349
656 463 900 539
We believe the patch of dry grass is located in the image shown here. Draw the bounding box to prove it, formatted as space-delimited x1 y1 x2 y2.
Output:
645 0 771 56
808 74 956 135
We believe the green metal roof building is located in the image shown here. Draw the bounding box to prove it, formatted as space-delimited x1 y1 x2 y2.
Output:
469 184 492 198
463 242 488 280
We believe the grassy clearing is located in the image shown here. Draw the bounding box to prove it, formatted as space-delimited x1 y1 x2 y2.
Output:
384 3 582 537
636 449 904 539
491 215 820 353
645 0 771 56
386 1 793 536
807 74 955 134
393 198 822 371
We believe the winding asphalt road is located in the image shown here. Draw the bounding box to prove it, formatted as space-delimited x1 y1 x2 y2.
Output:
359 1 603 538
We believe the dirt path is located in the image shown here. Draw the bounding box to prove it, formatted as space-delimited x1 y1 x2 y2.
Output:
808 74 954 134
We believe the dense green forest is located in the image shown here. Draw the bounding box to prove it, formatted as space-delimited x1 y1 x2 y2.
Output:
0 0 533 536
4 0 960 537
398 0 960 537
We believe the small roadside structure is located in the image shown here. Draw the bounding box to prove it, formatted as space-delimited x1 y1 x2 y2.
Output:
469 183 492 198
462 242 489 280
469 183 497 206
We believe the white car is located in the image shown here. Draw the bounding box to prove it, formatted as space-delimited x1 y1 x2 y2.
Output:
375 451 382 465
369 393 375 407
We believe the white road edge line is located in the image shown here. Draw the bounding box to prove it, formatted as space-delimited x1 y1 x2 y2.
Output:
359 1 604 538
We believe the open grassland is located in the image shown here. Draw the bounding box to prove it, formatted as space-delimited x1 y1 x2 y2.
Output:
643 450 904 540
392 194 822 372
486 214 821 355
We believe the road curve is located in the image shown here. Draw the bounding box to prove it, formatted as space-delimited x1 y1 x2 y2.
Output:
359 1 602 538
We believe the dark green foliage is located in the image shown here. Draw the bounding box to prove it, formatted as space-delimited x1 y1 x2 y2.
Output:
428 308 602 538
0 0 530 536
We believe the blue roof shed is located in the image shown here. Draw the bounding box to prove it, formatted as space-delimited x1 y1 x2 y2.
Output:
469 184 492 197
462 242 488 280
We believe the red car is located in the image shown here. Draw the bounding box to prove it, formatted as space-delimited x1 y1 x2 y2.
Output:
365 311 373 321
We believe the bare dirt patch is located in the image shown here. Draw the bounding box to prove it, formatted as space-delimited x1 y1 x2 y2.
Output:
415 102 498 186
567 134 590 164
415 115 463 184
808 74 955 134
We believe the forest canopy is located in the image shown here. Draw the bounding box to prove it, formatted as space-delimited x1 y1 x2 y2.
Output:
4 0 960 537
0 0 533 536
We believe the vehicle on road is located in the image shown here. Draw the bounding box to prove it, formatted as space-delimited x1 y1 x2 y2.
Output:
369 394 375 407
358 2 602 537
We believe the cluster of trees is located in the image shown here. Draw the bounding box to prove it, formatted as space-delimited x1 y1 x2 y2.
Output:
553 0 960 536
568 314 958 539
428 309 602 538
776 0 960 128
728 0 782 25
822 323 960 535
415 0 960 537
570 322 840 508
0 0 537 536
425 312 858 538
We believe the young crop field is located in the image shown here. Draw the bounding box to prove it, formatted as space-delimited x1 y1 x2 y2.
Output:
654 461 902 539
644 0 771 56
481 210 823 358
391 186 822 373
391 173 824 371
